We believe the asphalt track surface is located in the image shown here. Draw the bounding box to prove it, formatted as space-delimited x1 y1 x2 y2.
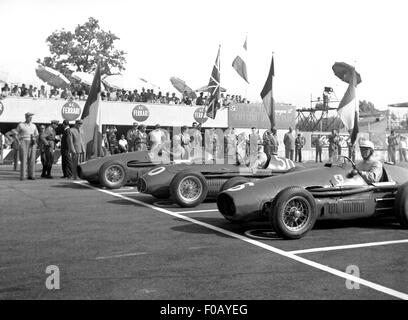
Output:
1 163 407 300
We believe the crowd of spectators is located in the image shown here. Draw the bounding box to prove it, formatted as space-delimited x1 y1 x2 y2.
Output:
1 82 250 106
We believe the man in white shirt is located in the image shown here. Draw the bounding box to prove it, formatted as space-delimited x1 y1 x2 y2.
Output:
16 112 39 180
118 134 128 153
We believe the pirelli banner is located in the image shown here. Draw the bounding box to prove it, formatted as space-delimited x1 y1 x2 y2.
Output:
228 102 297 129
0 97 228 127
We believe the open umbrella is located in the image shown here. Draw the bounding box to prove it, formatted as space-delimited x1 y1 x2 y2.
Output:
102 75 150 91
196 84 227 93
72 71 94 86
35 65 70 89
170 77 197 99
332 62 362 85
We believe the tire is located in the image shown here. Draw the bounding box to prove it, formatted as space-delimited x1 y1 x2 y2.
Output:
99 161 128 189
268 187 317 239
220 177 250 192
169 171 208 207
395 182 408 228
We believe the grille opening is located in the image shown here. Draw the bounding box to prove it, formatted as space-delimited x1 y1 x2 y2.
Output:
137 178 147 192
217 193 236 217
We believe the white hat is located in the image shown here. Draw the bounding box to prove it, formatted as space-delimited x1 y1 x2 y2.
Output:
359 140 375 150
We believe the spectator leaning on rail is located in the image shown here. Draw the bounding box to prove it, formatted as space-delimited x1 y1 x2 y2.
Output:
349 140 383 183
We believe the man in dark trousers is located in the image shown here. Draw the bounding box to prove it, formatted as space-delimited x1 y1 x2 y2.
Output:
68 119 85 180
60 120 73 178
40 120 59 178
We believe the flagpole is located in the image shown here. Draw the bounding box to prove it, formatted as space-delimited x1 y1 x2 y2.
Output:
271 52 274 129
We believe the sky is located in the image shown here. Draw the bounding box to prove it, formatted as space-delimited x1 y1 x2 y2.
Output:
1 0 408 110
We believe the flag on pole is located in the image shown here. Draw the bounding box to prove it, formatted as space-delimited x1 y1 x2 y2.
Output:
260 54 275 128
81 63 102 160
338 68 359 145
232 36 249 83
206 46 221 119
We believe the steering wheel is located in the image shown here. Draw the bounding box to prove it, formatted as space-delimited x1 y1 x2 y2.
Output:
339 155 356 169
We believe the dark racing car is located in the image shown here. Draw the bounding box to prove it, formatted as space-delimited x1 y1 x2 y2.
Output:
77 151 169 189
216 156 408 239
137 156 297 207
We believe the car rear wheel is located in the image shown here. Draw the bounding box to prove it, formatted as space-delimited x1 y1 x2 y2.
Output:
268 187 317 239
170 171 208 207
99 161 128 189
220 177 250 192
395 182 408 228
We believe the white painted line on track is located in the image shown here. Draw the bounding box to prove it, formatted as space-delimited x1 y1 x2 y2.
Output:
288 239 408 255
175 209 220 214
96 252 147 260
75 181 408 300
116 191 140 195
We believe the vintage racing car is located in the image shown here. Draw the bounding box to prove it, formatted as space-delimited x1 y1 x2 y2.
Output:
216 156 408 239
77 151 168 189
137 156 298 207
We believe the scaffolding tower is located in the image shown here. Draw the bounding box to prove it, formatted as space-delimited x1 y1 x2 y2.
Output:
296 87 342 132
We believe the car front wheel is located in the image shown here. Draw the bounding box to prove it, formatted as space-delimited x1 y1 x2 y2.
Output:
170 171 208 207
99 161 128 189
268 187 317 239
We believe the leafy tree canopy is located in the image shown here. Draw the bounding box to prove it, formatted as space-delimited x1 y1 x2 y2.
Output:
37 17 126 79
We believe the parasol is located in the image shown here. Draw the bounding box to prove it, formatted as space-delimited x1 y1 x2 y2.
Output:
102 75 153 91
332 62 362 85
35 65 70 89
170 77 197 99
72 71 95 87
196 84 227 93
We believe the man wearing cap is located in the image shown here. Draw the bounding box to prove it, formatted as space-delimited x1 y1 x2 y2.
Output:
60 120 73 178
68 120 85 179
349 140 383 183
40 120 60 178
126 122 139 152
16 112 39 180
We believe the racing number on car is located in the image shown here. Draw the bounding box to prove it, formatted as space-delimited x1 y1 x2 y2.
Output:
269 156 294 171
227 182 254 192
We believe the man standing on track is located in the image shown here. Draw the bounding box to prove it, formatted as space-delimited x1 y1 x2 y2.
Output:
40 120 59 178
15 112 38 180
60 120 73 179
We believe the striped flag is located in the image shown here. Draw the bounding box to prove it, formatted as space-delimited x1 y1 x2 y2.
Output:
232 36 249 83
206 46 221 119
260 55 275 128
81 63 103 160
338 68 359 145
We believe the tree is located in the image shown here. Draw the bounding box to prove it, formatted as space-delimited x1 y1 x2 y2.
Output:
37 17 126 78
